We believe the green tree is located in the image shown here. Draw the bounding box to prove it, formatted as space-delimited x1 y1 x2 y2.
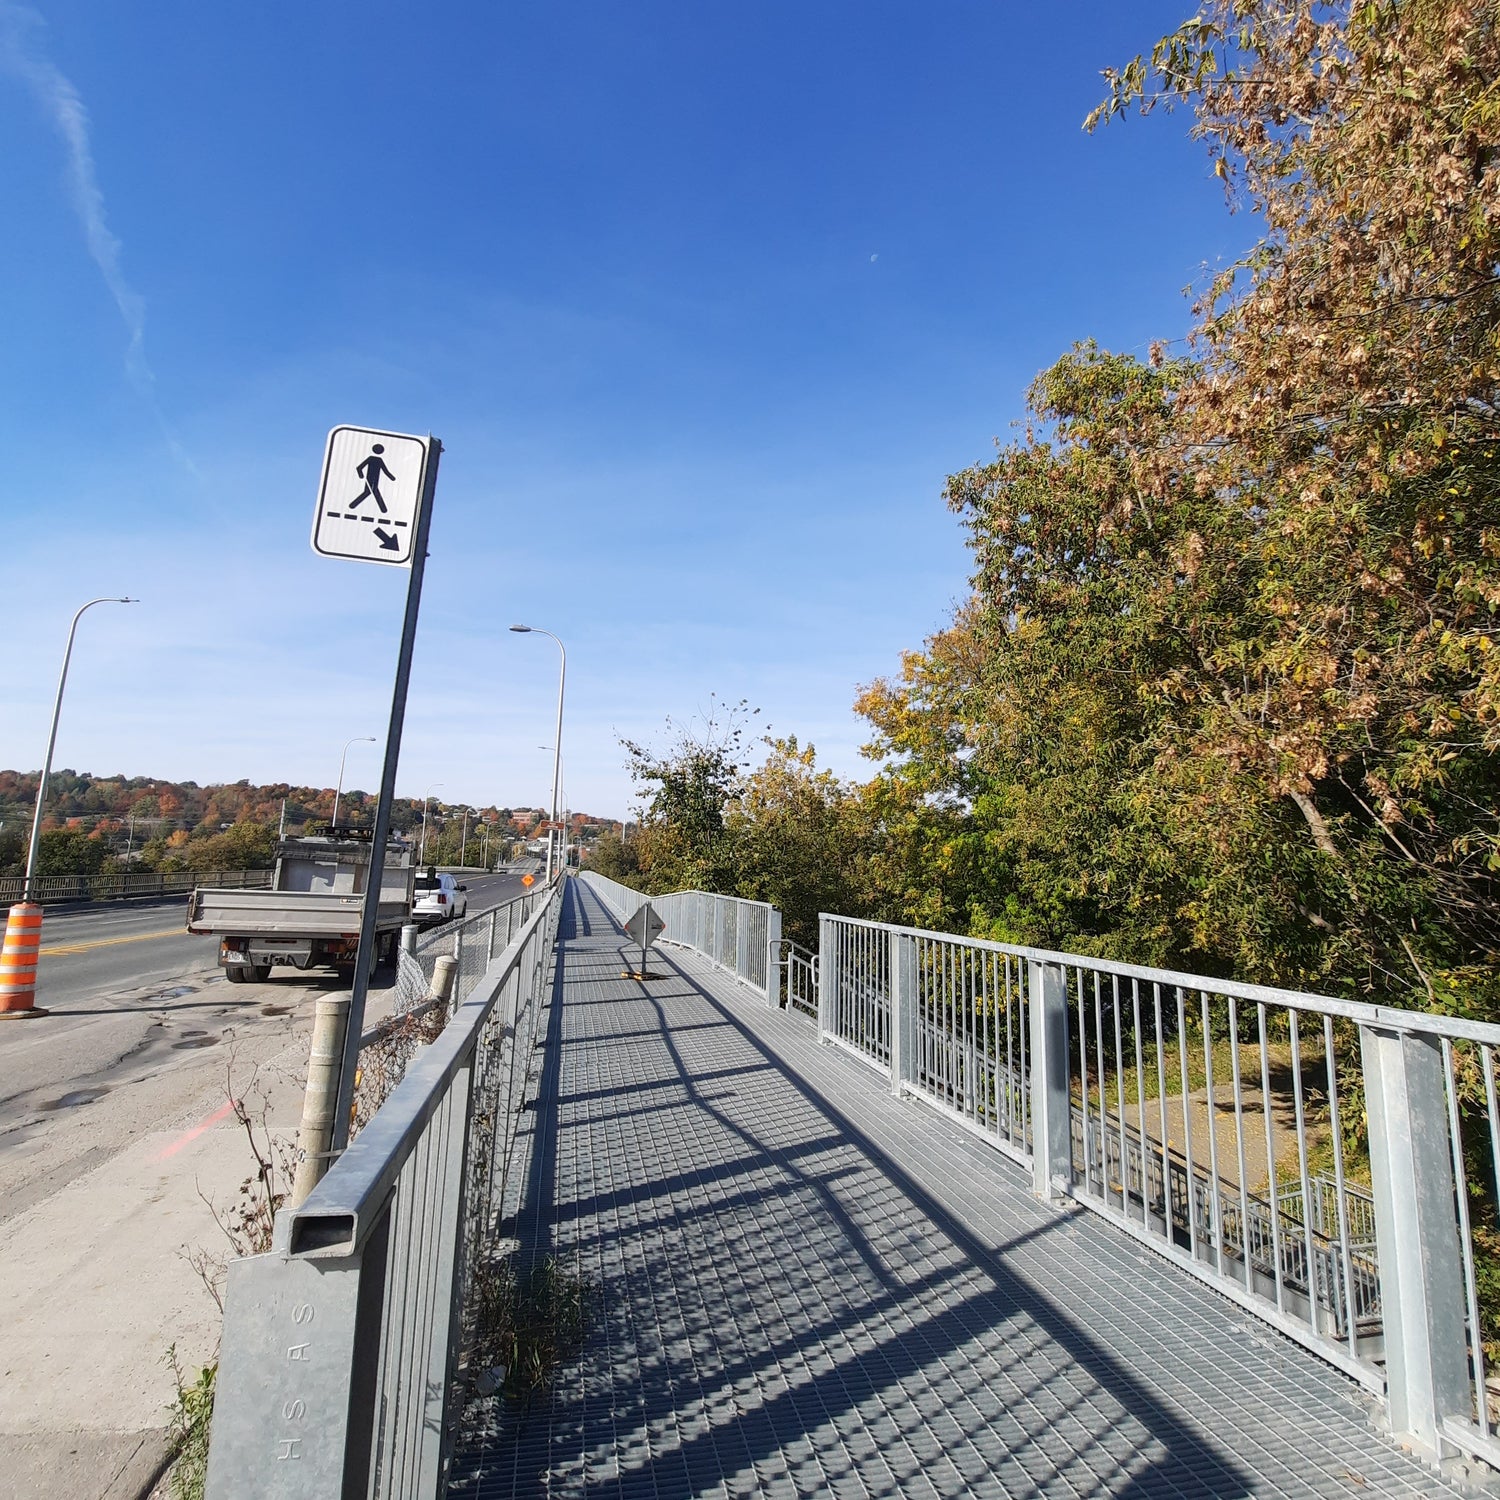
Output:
861 0 1500 1008
33 828 115 878
588 832 641 884
181 822 278 872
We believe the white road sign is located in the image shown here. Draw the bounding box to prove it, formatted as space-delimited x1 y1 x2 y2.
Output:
311 426 431 566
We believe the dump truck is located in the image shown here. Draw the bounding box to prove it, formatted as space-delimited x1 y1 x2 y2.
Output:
186 831 415 983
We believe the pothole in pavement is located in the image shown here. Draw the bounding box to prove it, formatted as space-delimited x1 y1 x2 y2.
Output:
155 986 199 1000
259 1004 292 1016
40 1087 111 1110
172 1031 218 1050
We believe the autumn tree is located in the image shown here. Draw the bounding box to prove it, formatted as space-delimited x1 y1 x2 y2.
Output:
621 700 760 894
862 0 1500 1006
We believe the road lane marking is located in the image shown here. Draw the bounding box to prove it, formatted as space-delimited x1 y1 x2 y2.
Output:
155 1098 239 1160
40 928 189 956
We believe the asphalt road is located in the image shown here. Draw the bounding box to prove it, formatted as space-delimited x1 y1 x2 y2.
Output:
0 865 540 1199
0 863 546 1499
22 865 534 1015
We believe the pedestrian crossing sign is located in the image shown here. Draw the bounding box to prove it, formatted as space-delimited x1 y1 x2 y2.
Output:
312 426 432 566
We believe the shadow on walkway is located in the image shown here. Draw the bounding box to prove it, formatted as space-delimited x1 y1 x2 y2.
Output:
454 881 1451 1499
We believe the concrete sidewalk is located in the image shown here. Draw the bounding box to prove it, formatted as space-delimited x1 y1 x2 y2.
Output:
0 973 335 1500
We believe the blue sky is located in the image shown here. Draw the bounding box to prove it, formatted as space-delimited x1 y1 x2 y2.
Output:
1 1 1239 821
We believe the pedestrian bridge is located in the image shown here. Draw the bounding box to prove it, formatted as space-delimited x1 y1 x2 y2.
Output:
205 877 1500 1498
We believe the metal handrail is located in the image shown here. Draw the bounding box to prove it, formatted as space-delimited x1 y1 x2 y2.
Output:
814 908 1500 1466
581 872 783 1005
205 881 564 1498
0 868 273 906
819 911 1500 1047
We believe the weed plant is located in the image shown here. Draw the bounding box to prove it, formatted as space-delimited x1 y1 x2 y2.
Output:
470 1254 588 1402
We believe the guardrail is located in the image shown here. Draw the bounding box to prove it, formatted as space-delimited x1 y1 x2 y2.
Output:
404 886 548 1012
349 887 548 1135
0 868 272 906
773 938 818 1021
582 872 782 1005
204 881 564 1498
814 911 1500 1468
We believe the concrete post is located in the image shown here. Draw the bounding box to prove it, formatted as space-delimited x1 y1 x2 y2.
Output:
289 994 352 1207
889 930 917 1097
1028 961 1071 1202
431 954 459 1017
400 922 419 956
1362 1025 1470 1459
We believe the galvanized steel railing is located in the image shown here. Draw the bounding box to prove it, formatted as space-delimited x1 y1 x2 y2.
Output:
814 912 1500 1469
773 938 818 1021
405 886 548 1010
0 867 272 905
349 887 548 1136
204 880 564 1499
581 872 782 1006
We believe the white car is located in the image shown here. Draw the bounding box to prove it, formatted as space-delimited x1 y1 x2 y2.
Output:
412 872 468 925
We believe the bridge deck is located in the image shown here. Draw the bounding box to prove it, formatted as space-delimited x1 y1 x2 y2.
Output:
454 881 1473 1498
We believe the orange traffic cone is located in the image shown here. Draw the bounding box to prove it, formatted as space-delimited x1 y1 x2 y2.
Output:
0 903 48 1018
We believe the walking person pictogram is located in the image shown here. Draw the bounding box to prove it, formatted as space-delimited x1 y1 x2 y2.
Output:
349 444 395 513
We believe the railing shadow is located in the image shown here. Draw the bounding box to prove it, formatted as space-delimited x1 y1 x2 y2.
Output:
456 881 1258 1499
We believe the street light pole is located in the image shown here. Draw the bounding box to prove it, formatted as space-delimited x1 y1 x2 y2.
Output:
24 597 137 902
332 736 377 830
509 624 566 883
419 783 444 865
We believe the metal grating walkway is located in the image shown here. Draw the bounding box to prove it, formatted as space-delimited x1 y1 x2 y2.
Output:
453 880 1479 1498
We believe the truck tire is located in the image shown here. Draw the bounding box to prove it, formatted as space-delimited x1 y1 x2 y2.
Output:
225 964 251 984
250 963 272 983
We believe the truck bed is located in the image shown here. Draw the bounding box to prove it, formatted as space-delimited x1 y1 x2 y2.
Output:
186 887 411 938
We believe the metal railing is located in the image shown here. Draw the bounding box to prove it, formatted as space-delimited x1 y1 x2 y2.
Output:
582 872 782 1006
204 881 564 1499
346 890 551 1136
814 911 1500 1467
0 867 272 906
773 938 818 1021
404 886 548 1012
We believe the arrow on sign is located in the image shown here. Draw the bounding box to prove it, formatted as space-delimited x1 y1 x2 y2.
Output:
374 527 400 551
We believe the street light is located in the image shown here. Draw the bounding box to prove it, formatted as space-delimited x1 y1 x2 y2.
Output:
419 782 445 865
332 736 377 829
24 597 137 902
509 624 566 882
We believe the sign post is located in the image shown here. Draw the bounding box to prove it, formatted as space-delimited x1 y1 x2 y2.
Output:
309 425 442 1164
623 902 665 979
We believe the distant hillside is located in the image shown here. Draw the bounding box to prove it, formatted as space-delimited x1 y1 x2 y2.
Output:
0 769 615 874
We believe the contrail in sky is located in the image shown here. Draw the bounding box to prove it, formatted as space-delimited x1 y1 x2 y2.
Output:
1 2 203 487
0 2 156 393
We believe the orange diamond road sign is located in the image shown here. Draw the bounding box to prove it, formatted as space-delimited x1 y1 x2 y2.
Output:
522 873 535 888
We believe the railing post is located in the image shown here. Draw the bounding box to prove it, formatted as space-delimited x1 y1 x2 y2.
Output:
487 908 498 960
714 898 726 969
765 908 782 1010
1361 1025 1469 1459
817 915 838 1044
889 930 916 1097
1028 960 1071 1201
410 1067 473 1493
205 1231 385 1499
736 903 749 983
